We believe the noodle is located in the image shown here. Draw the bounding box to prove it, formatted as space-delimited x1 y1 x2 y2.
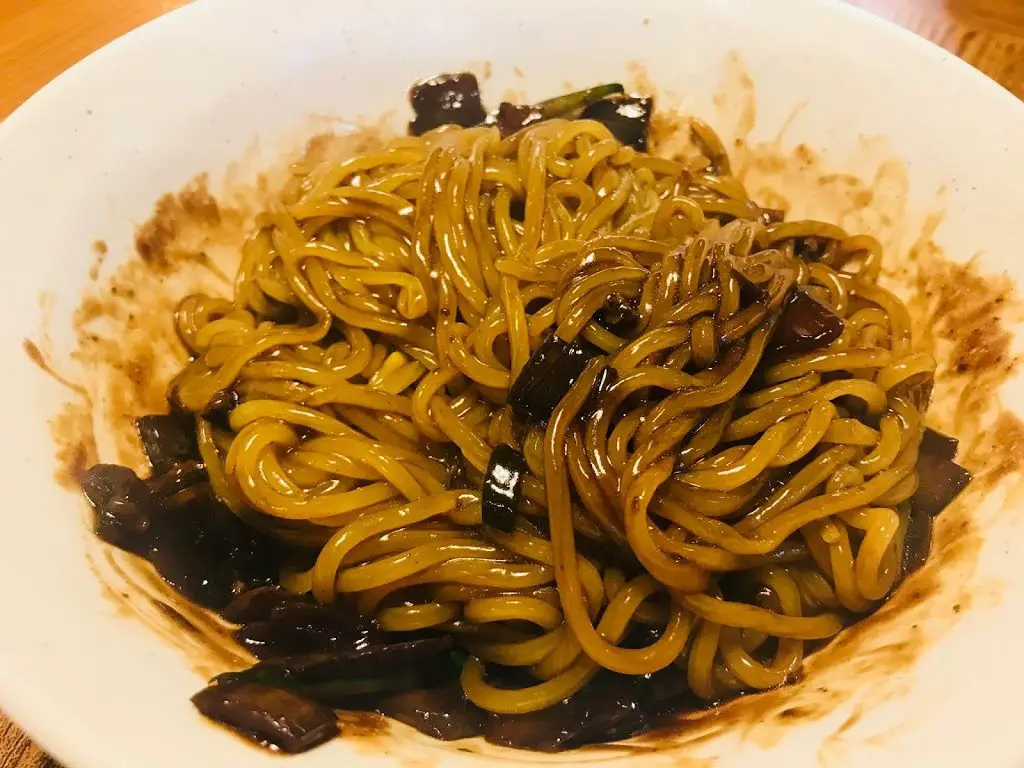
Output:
128 111 943 727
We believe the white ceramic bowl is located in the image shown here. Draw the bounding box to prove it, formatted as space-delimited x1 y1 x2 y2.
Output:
1 1 1023 766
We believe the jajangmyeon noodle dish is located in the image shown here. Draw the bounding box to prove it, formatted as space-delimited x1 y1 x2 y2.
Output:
80 73 971 753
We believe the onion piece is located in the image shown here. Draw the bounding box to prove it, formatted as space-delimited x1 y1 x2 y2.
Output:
191 682 338 753
495 83 625 137
136 413 199 474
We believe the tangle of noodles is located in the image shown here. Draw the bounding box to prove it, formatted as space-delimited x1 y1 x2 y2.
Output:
167 117 937 716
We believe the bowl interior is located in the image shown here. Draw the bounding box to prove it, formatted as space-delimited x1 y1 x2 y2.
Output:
0 1 1023 767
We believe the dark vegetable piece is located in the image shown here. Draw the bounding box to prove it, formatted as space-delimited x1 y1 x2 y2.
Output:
920 426 959 461
760 207 786 226
793 237 834 262
191 682 338 754
217 507 280 593
293 670 443 707
247 637 454 682
147 459 208 502
496 102 543 137
482 444 529 533
409 73 487 136
596 293 639 336
221 586 309 625
83 460 277 610
425 440 469 489
899 505 932 583
136 413 199 474
580 95 653 151
509 333 601 425
495 83 626 137
378 679 485 740
581 365 618 418
483 674 646 751
218 664 450 708
537 83 625 120
235 622 345 660
80 464 155 555
148 486 276 610
892 372 935 411
911 451 971 517
216 638 459 709
732 266 771 306
234 609 384 660
203 388 240 429
269 600 374 631
769 288 844 357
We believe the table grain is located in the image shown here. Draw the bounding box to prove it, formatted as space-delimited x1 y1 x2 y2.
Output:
0 0 1021 765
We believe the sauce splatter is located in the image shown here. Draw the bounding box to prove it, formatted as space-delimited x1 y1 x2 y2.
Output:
88 239 109 281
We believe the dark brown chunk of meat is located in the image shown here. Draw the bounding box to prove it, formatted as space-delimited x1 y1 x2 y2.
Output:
769 289 844 357
409 73 487 135
378 679 485 740
508 333 601 426
136 413 199 474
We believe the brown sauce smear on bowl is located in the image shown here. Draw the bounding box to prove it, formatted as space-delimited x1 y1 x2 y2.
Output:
29 60 1024 760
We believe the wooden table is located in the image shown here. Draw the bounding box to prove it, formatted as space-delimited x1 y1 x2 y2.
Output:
0 0 1021 765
